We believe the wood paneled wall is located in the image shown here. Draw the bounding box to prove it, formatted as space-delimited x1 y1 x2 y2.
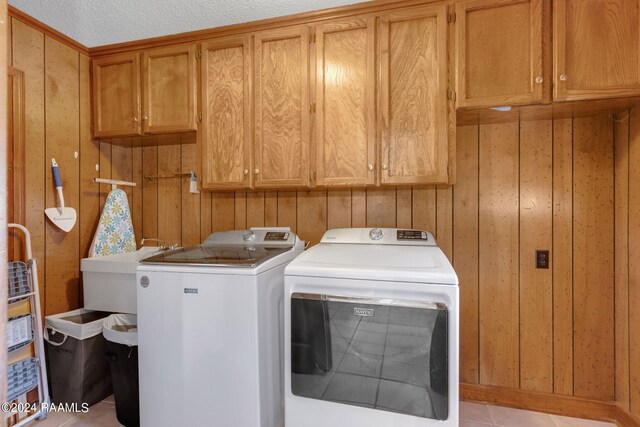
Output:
9 16 94 316
457 116 614 402
100 143 455 252
614 106 640 420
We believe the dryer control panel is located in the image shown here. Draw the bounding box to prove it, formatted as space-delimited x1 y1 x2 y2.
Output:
321 228 436 246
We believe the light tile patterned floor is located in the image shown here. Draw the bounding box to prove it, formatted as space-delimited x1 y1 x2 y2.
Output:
460 401 616 427
23 398 616 427
24 395 123 427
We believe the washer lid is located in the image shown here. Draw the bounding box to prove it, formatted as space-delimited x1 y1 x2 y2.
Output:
139 227 302 267
140 244 293 268
285 242 458 285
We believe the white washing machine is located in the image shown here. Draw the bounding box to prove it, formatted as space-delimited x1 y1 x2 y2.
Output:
136 228 304 427
284 228 459 427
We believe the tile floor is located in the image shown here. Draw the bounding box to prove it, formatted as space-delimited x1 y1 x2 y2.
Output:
23 395 121 427
460 401 616 427
21 397 616 427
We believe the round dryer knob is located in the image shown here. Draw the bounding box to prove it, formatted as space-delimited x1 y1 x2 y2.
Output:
369 228 383 241
243 230 256 241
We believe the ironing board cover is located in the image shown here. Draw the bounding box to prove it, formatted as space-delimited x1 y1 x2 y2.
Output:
89 189 136 257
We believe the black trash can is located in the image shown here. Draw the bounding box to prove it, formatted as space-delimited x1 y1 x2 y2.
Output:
44 309 113 406
103 314 139 427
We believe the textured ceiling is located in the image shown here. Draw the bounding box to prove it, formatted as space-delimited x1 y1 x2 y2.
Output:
8 0 363 47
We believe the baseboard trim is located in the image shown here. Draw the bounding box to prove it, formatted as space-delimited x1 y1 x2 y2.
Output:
460 383 616 422
615 404 640 427
460 384 640 426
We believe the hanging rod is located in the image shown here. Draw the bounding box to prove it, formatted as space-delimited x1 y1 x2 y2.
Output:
144 173 191 181
94 177 137 190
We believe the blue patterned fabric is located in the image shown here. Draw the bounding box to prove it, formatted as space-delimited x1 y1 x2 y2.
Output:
89 189 136 257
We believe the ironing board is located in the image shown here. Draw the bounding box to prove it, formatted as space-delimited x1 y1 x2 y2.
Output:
89 189 136 257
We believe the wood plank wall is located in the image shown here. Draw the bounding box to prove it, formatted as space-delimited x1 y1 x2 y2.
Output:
614 105 640 420
9 13 632 407
456 115 614 402
9 17 94 316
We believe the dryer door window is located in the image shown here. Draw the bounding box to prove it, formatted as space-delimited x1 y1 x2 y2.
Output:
290 293 448 420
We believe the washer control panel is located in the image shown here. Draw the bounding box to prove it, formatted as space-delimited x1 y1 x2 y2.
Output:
264 231 290 241
203 227 298 247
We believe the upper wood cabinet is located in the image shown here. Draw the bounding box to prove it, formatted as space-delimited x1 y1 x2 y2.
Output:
142 45 197 134
379 5 451 185
554 0 640 101
314 18 376 187
201 36 253 190
254 27 310 188
92 47 197 138
456 0 544 108
201 11 452 190
93 53 141 138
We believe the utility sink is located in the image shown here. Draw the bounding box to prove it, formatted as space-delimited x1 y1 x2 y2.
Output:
81 247 161 314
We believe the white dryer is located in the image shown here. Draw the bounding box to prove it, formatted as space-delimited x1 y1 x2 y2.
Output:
136 228 304 427
284 228 459 427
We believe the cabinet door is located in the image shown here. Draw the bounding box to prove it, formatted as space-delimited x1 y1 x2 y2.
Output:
254 27 310 188
456 0 544 108
554 0 640 101
201 36 253 190
92 53 141 137
142 45 197 134
379 5 450 185
315 18 376 187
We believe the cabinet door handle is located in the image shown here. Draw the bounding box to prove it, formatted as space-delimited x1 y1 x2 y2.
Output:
559 74 568 82
254 169 259 174
382 164 388 170
368 163 374 171
133 117 139 122
243 169 249 176
535 76 543 84
142 115 149 121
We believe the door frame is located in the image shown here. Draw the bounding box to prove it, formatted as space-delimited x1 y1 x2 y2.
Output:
7 67 25 234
